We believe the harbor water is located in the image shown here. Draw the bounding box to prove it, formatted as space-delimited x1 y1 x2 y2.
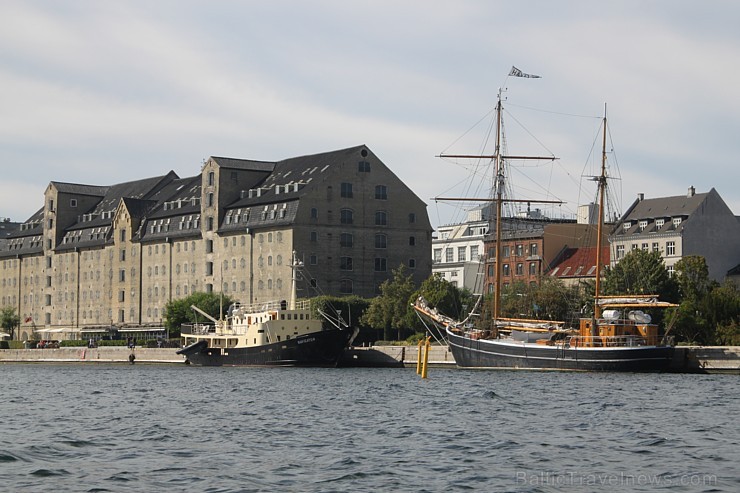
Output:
0 364 738 492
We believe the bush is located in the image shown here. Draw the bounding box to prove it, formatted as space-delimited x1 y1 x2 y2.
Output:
60 340 88 347
0 340 9 349
97 340 128 347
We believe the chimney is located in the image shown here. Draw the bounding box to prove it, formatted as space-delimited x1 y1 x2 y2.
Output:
637 193 644 201
688 186 695 197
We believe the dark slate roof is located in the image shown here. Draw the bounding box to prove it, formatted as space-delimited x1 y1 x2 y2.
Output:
614 189 710 237
210 157 275 172
0 220 21 238
219 200 300 234
727 263 740 277
146 175 202 220
5 208 44 240
625 190 709 220
121 197 159 220
226 145 367 209
51 182 109 197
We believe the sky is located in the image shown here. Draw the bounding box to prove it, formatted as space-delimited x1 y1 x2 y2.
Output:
2 0 739 230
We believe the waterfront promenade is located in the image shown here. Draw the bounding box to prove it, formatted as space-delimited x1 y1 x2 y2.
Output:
0 345 738 373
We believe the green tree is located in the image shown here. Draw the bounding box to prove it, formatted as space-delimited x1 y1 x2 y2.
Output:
675 256 714 302
1 306 20 340
602 249 678 302
311 295 372 344
416 273 473 321
163 292 234 336
701 281 740 345
361 265 417 341
498 278 583 325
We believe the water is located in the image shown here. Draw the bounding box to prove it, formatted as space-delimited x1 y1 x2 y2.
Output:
0 365 737 493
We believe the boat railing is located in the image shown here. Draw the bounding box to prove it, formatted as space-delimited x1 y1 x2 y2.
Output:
232 299 311 314
567 334 663 348
180 323 216 336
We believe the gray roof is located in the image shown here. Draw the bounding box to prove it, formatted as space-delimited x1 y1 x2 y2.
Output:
210 157 275 172
623 190 709 221
614 188 711 237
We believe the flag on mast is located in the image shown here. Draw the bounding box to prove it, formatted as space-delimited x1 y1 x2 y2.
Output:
509 66 541 78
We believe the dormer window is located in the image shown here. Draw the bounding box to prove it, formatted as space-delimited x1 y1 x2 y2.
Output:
639 220 648 232
623 221 631 231
672 217 682 228
655 219 665 229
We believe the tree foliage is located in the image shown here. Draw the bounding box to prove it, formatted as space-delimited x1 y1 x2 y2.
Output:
1 306 20 340
498 278 587 325
602 249 679 302
311 295 372 344
674 255 714 302
163 292 235 336
416 273 474 321
361 265 417 340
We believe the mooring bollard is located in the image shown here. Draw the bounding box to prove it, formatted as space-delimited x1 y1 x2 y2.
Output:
421 336 431 379
416 338 424 375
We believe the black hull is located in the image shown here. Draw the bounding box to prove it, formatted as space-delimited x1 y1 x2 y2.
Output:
447 329 673 372
181 328 353 367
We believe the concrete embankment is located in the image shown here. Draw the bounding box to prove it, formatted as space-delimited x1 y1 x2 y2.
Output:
0 347 185 364
1 345 738 373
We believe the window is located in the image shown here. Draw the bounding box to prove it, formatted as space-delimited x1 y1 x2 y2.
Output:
120 249 126 261
375 185 387 200
632 244 638 251
642 243 649 250
458 247 466 262
311 231 318 242
340 209 353 224
408 258 416 269
445 248 453 263
340 233 353 247
375 234 387 249
666 241 676 255
119 269 125 282
206 239 213 253
375 211 387 226
530 243 538 257
503 264 510 276
433 249 442 263
672 217 682 228
470 245 478 260
656 219 665 229
206 262 213 276
374 257 387 272
667 265 675 277
616 245 625 259
207 217 214 231
529 262 537 275
311 208 318 219
409 236 416 246
623 222 631 231
207 192 214 207
358 161 370 172
340 257 353 270
516 263 523 276
340 279 353 294
70 199 77 207
408 213 416 224
208 171 215 186
652 242 659 252
516 245 523 257
639 220 648 231
503 246 510 257
341 182 353 198
120 229 126 242
310 255 317 265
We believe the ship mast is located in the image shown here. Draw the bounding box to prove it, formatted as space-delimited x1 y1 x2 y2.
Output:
593 105 608 319
437 89 560 325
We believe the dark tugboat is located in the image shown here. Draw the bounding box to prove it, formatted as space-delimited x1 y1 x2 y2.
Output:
414 76 676 371
178 253 357 366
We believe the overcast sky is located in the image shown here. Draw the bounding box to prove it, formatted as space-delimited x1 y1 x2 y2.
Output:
2 1 739 229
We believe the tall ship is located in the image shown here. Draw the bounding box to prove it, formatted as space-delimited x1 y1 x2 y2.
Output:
178 253 357 366
415 72 677 371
